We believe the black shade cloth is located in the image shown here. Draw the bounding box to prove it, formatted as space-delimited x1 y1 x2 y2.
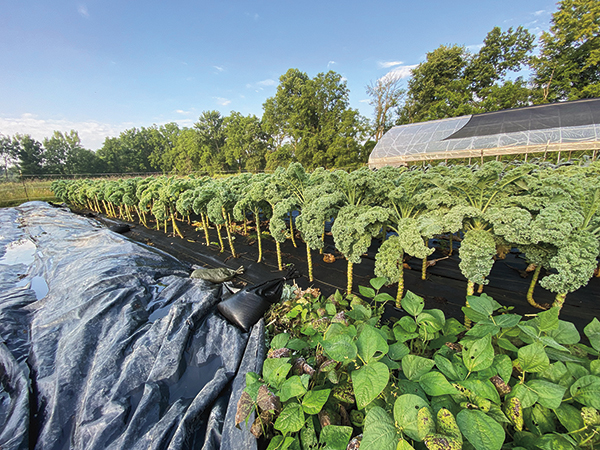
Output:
446 98 600 139
0 202 264 450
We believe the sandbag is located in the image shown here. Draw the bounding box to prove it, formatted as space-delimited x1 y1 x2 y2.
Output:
191 266 244 283
108 223 131 234
217 269 298 332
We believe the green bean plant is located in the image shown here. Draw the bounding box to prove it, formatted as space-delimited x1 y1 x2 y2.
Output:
238 279 600 450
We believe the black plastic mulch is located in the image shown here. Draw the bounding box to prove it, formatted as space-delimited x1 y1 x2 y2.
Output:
94 212 600 333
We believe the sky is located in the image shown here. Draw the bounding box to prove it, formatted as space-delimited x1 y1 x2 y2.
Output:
0 0 557 150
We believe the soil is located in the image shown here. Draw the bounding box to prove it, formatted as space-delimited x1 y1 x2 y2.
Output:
81 209 600 332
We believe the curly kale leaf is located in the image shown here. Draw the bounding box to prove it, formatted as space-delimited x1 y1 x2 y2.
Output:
539 231 599 295
486 206 535 245
375 219 434 283
296 192 344 250
458 229 497 285
332 205 388 264
270 197 299 244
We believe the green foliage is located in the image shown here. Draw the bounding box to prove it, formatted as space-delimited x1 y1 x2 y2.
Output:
240 284 600 450
262 69 369 171
399 25 535 124
52 160 600 308
531 0 600 102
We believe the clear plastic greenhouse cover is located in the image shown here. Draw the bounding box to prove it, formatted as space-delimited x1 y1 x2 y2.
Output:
369 98 600 167
0 202 263 450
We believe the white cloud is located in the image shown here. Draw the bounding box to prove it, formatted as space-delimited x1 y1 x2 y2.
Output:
359 99 370 103
247 79 277 91
214 97 231 106
382 64 417 82
175 109 192 115
257 79 276 87
378 61 404 69
213 66 225 73
0 113 129 151
77 4 89 18
466 43 484 53
327 61 336 68
534 9 546 16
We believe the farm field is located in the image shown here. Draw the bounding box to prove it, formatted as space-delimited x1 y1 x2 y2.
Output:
93 208 600 333
0 179 56 207
48 159 600 450
51 160 600 314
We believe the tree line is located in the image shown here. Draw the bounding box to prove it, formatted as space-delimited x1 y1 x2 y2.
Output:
1 0 598 177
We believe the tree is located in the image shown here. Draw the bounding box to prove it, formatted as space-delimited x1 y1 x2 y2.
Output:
66 147 106 174
531 0 600 102
263 69 366 170
262 68 309 161
97 127 163 174
466 26 535 92
366 74 405 141
161 128 202 174
97 137 125 173
14 134 44 175
223 112 268 172
399 45 472 124
147 123 182 172
194 110 227 174
0 134 19 179
43 130 88 174
399 27 535 123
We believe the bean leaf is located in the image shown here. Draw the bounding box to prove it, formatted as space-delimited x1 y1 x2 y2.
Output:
402 355 435 381
279 375 307 402
570 375 600 409
319 425 353 450
322 334 357 363
457 409 505 450
302 389 331 415
262 358 292 389
518 342 549 373
418 371 457 396
352 362 389 409
394 394 430 442
461 334 494 373
274 403 305 434
584 318 600 352
361 406 398 450
402 291 425 317
526 379 566 409
357 324 389 363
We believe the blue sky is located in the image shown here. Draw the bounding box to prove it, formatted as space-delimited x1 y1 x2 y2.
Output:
0 0 556 150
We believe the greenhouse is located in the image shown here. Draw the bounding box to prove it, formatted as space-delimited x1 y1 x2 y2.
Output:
369 97 600 167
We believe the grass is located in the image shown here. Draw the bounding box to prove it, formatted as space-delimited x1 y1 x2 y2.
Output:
0 179 57 208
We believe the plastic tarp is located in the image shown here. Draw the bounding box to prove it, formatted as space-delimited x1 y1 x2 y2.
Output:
0 202 264 450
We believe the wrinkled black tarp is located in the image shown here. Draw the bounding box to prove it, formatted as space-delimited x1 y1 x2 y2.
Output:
0 202 264 450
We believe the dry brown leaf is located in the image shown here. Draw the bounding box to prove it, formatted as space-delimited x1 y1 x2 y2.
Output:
235 391 254 429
